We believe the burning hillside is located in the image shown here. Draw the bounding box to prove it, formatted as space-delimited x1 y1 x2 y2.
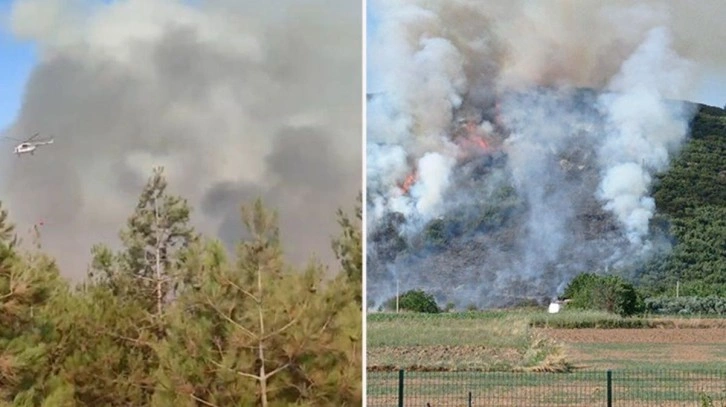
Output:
395 100 504 196
366 1 703 310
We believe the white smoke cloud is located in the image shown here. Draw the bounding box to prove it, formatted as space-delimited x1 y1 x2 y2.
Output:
411 152 455 220
596 27 695 246
367 0 710 308
366 1 474 236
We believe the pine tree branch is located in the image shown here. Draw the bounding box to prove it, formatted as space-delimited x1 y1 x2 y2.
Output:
319 313 335 334
261 312 302 341
100 329 154 349
264 362 291 380
222 276 259 303
134 274 173 283
188 393 219 407
262 300 309 341
286 381 311 399
205 298 257 339
207 358 260 381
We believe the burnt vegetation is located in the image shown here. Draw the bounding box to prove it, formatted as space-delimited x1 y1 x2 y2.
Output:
369 93 726 312
0 168 362 406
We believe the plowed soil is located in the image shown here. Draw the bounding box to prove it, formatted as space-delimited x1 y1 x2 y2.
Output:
536 327 726 344
536 327 726 369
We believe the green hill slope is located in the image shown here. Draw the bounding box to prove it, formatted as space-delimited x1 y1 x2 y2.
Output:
640 104 726 296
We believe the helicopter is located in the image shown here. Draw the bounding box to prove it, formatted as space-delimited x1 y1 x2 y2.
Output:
2 132 54 156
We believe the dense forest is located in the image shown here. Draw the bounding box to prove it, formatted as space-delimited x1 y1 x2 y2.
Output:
368 98 726 310
639 104 726 297
0 167 362 406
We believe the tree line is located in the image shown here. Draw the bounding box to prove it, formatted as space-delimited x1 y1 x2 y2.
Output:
0 167 362 406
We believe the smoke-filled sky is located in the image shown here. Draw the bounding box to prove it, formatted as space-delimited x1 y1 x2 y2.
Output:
368 0 726 106
0 0 361 278
366 0 726 308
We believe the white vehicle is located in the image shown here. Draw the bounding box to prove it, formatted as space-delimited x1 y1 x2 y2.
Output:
3 132 54 156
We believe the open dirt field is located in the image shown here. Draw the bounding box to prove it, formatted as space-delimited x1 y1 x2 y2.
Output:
537 327 726 344
537 328 726 370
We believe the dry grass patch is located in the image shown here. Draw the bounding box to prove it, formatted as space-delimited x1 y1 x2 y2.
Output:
368 313 573 371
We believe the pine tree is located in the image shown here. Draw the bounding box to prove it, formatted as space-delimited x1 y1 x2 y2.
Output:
0 202 21 336
332 192 362 303
91 167 197 317
293 194 362 405
153 199 363 406
39 167 200 405
0 202 66 404
0 204 17 248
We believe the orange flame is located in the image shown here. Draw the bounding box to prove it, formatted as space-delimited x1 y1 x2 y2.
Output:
455 119 493 156
473 137 489 150
400 172 417 194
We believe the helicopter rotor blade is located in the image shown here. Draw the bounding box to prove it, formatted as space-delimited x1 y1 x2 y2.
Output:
27 132 40 142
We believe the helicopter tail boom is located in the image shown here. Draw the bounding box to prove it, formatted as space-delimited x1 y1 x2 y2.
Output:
34 138 53 145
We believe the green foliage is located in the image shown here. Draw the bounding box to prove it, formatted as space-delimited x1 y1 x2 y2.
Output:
0 217 66 404
382 289 441 313
0 169 361 405
639 104 726 297
644 296 726 316
0 203 17 249
153 200 361 406
562 273 598 300
89 167 198 317
25 286 158 406
564 273 643 317
529 310 650 329
332 192 362 290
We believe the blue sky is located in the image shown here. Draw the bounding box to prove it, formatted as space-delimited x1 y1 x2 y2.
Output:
0 0 36 132
366 3 379 94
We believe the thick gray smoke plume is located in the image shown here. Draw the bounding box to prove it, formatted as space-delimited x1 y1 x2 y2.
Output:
0 0 361 278
367 0 719 309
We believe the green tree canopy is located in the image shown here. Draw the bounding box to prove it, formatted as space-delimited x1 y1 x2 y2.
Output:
0 170 361 406
564 273 643 317
382 289 441 313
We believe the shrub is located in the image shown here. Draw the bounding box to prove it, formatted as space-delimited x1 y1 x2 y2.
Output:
644 296 726 316
380 289 441 313
564 273 644 317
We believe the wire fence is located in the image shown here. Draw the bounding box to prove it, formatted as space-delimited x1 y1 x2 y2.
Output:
367 369 726 406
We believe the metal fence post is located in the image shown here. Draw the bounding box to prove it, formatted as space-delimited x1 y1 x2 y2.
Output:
468 391 472 407
398 369 404 407
607 370 612 407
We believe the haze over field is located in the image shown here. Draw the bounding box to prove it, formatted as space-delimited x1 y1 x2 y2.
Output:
0 0 361 277
366 0 726 308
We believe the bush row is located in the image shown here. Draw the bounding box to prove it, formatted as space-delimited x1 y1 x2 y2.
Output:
644 296 726 316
